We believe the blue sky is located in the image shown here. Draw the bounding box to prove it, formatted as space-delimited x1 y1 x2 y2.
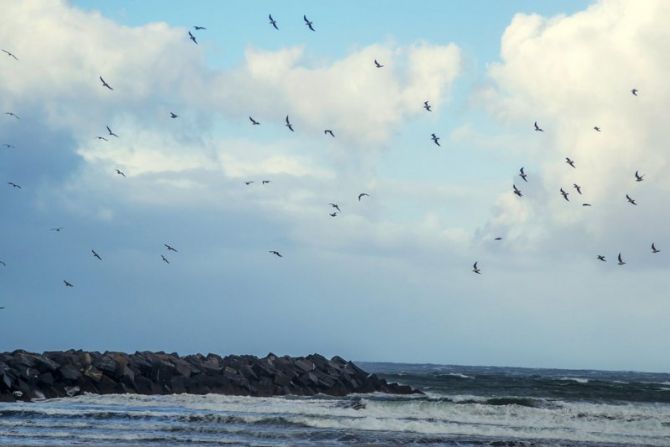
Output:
2 0 670 373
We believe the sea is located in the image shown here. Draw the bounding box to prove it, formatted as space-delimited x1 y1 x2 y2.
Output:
0 362 668 446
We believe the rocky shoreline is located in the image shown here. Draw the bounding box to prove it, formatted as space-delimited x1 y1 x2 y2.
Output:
0 350 419 402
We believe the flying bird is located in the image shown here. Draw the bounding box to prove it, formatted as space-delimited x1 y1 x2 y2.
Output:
99 76 113 90
244 181 254 185
560 188 569 201
534 121 543 132
164 244 178 252
324 129 335 137
4 112 19 119
431 133 440 147
269 14 278 30
304 15 315 31
519 167 527 182
626 194 637 205
96 136 108 141
285 115 294 132
513 184 523 197
161 255 170 264
329 203 341 213
1 49 18 60
91 250 102 261
374 59 384 68
582 203 592 207
617 253 625 265
631 88 638 96
2 144 14 149
593 126 601 132
573 184 582 194
597 255 606 262
106 126 118 137
249 116 260 125
0 260 6 266
423 101 431 112
7 182 21 189
63 280 74 287
115 169 126 177
188 31 198 44
472 262 481 274
358 193 370 201
262 180 271 185
193 26 207 30
634 171 644 182
50 227 63 232
170 112 178 119
329 212 337 217
494 237 503 241
652 243 660 254
269 250 283 257
566 157 575 168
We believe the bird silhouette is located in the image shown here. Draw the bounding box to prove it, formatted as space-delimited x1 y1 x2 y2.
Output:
92 250 102 261
269 250 283 257
652 243 660 254
374 59 383 68
582 203 592 207
269 14 278 30
161 255 170 264
513 184 523 197
631 88 638 96
2 144 15 149
593 126 601 132
244 181 254 185
431 133 440 147
617 253 625 265
262 180 271 185
170 112 178 119
249 116 260 125
573 184 582 194
7 182 21 189
472 262 481 274
193 26 207 30
423 101 431 112
534 121 543 132
0 260 6 267
358 193 370 201
560 188 569 201
106 126 118 137
99 76 113 90
115 169 126 177
1 49 18 60
285 115 294 132
634 171 644 182
329 212 337 217
566 157 575 168
97 136 108 141
626 194 637 205
519 167 527 182
597 255 606 262
324 129 335 137
494 237 503 241
164 244 178 252
304 15 315 31
64 280 74 287
329 203 341 213
4 112 19 119
188 31 198 44
50 227 63 232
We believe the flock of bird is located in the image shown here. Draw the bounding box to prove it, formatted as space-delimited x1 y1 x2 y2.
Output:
0 14 662 301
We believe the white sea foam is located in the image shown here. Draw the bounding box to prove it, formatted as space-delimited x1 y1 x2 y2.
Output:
559 377 590 384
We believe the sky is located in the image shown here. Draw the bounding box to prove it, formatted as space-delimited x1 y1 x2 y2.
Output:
1 0 669 373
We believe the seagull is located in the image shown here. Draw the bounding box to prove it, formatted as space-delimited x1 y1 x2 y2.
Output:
519 167 527 182
324 129 335 137
617 253 625 265
188 31 198 44
91 250 102 261
634 171 644 182
96 136 108 141
597 255 606 262
431 133 440 147
0 260 6 266
106 126 118 137
50 227 63 232
262 180 271 185
573 184 582 194
534 121 543 132
631 88 638 96
99 76 113 90
161 255 170 264
626 194 637 205
593 126 601 132
249 116 260 125
269 14 278 30
513 184 523 197
652 243 660 254
193 26 207 30
4 112 19 119
115 169 126 177
423 101 431 112
329 203 341 213
358 193 370 201
1 49 18 60
472 262 481 274
285 115 294 132
2 144 14 149
164 244 178 252
582 203 592 207
170 112 178 119
244 181 254 185
494 237 503 241
560 188 569 201
64 280 74 287
269 250 283 257
329 212 337 217
374 59 384 68
566 157 575 168
304 15 315 31
7 182 21 189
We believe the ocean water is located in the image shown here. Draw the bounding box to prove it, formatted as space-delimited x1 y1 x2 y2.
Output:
0 363 669 446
